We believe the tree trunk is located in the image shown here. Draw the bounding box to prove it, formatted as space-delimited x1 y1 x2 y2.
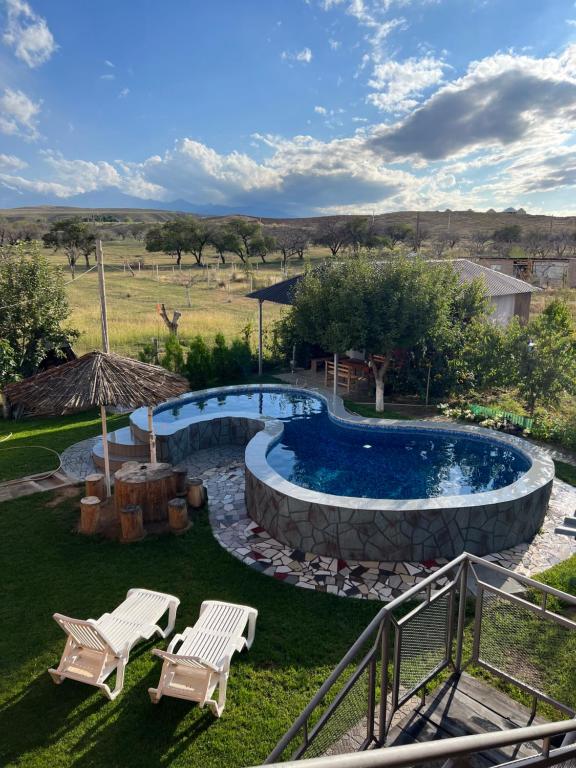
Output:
176 250 182 266
218 251 226 264
371 355 391 413
84 252 91 268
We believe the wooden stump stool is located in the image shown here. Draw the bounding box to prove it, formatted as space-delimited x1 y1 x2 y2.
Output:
173 466 188 496
186 478 206 509
80 496 101 535
85 473 106 500
119 504 145 543
168 497 191 534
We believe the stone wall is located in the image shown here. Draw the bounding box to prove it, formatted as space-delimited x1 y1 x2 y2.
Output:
245 466 553 561
156 416 265 465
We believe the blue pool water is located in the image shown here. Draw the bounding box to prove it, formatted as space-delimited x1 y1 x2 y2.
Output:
154 389 531 499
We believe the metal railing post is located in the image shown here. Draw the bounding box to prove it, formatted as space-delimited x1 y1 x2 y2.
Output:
454 558 469 672
378 615 391 745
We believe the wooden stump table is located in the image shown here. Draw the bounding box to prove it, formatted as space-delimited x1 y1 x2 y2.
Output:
114 462 177 523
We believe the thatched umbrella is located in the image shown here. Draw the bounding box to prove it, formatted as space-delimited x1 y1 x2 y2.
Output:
3 351 189 495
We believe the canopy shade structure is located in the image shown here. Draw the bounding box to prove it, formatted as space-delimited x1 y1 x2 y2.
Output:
3 351 189 495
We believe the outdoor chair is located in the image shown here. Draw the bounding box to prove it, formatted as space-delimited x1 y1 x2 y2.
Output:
48 587 180 700
148 599 257 716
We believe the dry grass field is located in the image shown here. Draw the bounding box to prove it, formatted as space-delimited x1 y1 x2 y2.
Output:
58 242 331 356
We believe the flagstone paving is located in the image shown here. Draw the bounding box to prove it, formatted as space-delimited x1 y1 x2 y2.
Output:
60 439 576 601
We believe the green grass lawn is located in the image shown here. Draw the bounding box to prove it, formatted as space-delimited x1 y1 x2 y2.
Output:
344 400 413 420
555 460 576 487
0 411 129 483
0 490 379 768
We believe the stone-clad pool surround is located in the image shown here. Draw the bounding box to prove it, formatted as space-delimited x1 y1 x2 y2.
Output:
131 384 554 561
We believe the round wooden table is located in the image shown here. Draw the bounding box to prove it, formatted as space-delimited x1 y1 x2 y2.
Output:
114 462 177 523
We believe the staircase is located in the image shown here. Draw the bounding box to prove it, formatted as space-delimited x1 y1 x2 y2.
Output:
92 426 150 471
555 513 576 538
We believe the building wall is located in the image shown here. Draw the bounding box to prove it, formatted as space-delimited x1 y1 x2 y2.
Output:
490 294 516 325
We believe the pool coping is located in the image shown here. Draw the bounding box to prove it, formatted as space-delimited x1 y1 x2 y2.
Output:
130 383 555 513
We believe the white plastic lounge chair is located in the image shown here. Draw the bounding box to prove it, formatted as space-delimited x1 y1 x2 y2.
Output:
48 588 180 700
148 600 257 716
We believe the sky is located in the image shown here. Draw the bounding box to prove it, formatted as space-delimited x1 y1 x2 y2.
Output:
1 0 576 216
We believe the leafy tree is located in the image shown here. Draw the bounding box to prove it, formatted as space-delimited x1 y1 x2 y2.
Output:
271 226 309 268
512 300 576 415
313 219 348 256
223 219 273 264
0 339 17 387
162 334 186 373
381 224 413 248
209 225 237 264
145 218 197 266
42 218 96 276
185 335 213 389
289 256 465 411
0 242 77 382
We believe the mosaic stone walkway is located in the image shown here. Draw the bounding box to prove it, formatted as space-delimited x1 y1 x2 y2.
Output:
181 446 576 602
61 439 576 602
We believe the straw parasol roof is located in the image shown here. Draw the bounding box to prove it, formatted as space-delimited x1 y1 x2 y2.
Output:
3 351 189 417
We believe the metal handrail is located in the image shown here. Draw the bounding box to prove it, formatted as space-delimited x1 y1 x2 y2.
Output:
265 553 576 764
259 719 576 768
264 554 467 763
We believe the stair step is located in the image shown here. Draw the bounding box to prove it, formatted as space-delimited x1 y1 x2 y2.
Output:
104 427 149 458
92 439 150 473
562 517 576 528
555 526 576 537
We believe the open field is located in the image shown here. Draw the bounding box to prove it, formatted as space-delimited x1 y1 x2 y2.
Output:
58 243 334 356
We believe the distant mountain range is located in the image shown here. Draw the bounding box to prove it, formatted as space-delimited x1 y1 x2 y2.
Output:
0 188 293 219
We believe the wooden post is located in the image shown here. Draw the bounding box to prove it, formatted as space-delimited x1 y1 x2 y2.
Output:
168 497 190 534
85 473 106 499
100 404 112 497
147 405 157 464
119 504 145 542
186 478 205 509
80 496 101 535
258 299 263 377
333 352 338 397
96 240 110 354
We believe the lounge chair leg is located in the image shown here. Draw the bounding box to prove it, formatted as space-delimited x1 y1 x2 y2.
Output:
48 668 65 685
246 610 258 650
208 673 228 717
158 600 179 639
105 659 127 701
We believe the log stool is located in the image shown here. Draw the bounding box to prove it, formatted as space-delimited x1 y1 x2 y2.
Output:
79 496 101 535
173 466 188 496
168 497 192 535
85 473 106 500
186 478 206 509
114 462 177 523
119 504 145 543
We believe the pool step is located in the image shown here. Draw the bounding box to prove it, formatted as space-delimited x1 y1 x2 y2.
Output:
555 521 576 538
91 426 149 472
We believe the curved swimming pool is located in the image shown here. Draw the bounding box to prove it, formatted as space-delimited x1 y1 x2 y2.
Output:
131 384 554 561
151 388 530 499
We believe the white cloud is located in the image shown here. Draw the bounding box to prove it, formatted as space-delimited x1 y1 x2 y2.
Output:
2 0 57 68
0 88 41 139
0 153 26 170
100 73 115 80
329 38 341 50
367 55 449 112
104 59 115 67
314 105 328 114
281 47 313 63
118 87 130 98
567 19 576 26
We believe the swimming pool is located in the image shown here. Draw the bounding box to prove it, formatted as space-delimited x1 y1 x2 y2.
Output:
130 384 554 560
150 388 530 499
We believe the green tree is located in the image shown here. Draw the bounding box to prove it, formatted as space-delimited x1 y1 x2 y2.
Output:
162 334 186 373
0 242 77 381
224 219 274 264
185 335 213 389
290 256 463 411
42 218 96 277
145 217 211 266
513 300 576 415
209 226 238 265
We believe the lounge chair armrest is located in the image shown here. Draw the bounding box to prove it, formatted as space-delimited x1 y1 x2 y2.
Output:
151 649 222 673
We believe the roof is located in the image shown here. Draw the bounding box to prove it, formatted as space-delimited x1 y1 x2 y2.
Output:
3 351 189 417
247 258 539 305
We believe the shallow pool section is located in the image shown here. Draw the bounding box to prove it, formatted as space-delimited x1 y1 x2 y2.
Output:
130 384 554 561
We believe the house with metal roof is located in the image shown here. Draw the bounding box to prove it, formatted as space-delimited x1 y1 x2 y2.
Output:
247 259 540 374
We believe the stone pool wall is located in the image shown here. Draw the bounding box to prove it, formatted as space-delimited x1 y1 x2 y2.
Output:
245 466 553 561
147 417 265 465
